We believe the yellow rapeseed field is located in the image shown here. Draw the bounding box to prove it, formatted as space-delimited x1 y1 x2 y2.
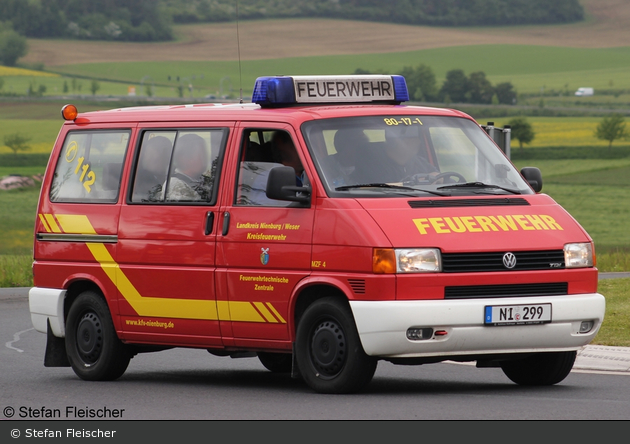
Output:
0 66 59 77
486 117 611 148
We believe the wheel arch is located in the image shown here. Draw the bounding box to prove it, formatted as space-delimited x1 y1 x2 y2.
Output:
290 278 354 342
63 279 108 323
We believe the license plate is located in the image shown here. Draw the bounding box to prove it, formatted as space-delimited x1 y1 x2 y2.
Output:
484 303 552 326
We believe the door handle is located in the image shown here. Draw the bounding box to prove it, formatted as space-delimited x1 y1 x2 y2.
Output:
205 211 214 235
222 211 230 236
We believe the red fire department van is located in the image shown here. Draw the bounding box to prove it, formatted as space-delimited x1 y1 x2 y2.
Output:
29 75 605 394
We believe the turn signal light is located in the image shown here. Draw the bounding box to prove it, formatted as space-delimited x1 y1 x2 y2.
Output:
61 104 78 120
373 248 396 274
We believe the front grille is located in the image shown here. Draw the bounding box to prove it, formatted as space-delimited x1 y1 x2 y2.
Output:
442 250 565 273
408 198 530 208
444 282 568 299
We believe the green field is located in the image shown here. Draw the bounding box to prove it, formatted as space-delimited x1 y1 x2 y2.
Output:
3 44 630 108
3 45 628 100
46 45 630 97
1 75 201 100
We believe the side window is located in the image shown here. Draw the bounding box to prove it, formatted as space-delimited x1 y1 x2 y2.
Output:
130 129 226 204
235 129 306 207
50 130 130 203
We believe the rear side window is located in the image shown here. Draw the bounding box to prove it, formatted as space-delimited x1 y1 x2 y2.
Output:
50 130 130 203
130 129 227 204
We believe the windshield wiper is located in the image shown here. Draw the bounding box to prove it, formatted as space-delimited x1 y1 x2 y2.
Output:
336 183 449 196
437 182 521 195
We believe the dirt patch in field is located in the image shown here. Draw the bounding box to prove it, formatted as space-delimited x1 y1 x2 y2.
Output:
22 0 630 67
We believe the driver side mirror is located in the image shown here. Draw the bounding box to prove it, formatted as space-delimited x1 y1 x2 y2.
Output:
266 166 311 205
520 167 543 192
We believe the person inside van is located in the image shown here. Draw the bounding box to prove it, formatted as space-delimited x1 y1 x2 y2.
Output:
271 131 307 187
165 133 209 201
326 128 369 187
132 135 172 202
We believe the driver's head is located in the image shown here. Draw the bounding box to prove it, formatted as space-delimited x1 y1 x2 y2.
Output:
272 131 302 174
334 128 368 166
384 126 421 165
173 134 208 178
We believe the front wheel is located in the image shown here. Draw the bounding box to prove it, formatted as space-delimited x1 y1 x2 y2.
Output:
65 291 131 381
500 351 576 386
295 297 377 394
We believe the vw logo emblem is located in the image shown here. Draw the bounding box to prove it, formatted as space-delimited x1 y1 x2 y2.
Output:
502 252 517 269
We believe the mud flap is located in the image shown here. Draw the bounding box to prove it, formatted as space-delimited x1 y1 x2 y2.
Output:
44 319 70 367
291 342 300 379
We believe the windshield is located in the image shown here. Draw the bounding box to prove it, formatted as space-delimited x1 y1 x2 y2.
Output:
301 115 533 197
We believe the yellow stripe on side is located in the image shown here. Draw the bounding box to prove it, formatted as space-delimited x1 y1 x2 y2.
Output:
87 243 218 320
217 301 231 321
227 301 266 323
38 214 51 233
56 214 97 234
266 303 287 324
254 302 279 323
62 214 286 324
44 214 61 233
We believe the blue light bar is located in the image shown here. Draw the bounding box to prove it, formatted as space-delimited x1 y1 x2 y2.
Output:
252 75 409 106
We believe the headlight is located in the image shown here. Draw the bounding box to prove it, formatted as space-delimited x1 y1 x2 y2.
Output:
564 243 593 268
396 248 442 273
373 248 442 273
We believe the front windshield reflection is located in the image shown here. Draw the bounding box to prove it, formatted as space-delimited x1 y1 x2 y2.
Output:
302 116 533 197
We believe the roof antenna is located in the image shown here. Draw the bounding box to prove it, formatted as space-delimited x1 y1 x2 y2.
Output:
236 0 243 104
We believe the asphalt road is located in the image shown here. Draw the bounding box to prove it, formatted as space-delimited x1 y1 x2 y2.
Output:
2 278 630 421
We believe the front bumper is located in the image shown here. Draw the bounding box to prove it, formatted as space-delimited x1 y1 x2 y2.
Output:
350 293 605 358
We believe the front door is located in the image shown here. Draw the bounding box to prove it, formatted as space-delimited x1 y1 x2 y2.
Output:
216 124 316 349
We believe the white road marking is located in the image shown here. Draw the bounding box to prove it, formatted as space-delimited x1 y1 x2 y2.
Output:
5 328 34 353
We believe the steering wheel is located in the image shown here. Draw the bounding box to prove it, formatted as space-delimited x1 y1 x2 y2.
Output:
428 171 466 184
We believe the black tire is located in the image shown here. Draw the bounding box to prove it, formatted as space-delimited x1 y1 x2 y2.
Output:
258 352 293 373
295 297 377 394
65 291 131 381
500 351 577 386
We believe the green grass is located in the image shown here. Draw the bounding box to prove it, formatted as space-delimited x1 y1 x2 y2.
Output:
512 158 630 177
0 255 33 287
0 187 40 256
49 45 630 97
540 184 630 253
0 166 46 177
597 250 630 273
593 278 630 347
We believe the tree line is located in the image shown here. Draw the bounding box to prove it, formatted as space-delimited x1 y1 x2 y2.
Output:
168 0 584 27
358 64 517 105
0 0 584 43
0 0 172 42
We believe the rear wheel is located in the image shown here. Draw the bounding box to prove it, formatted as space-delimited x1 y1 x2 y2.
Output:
296 297 377 394
500 351 576 386
258 352 292 373
65 291 131 381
